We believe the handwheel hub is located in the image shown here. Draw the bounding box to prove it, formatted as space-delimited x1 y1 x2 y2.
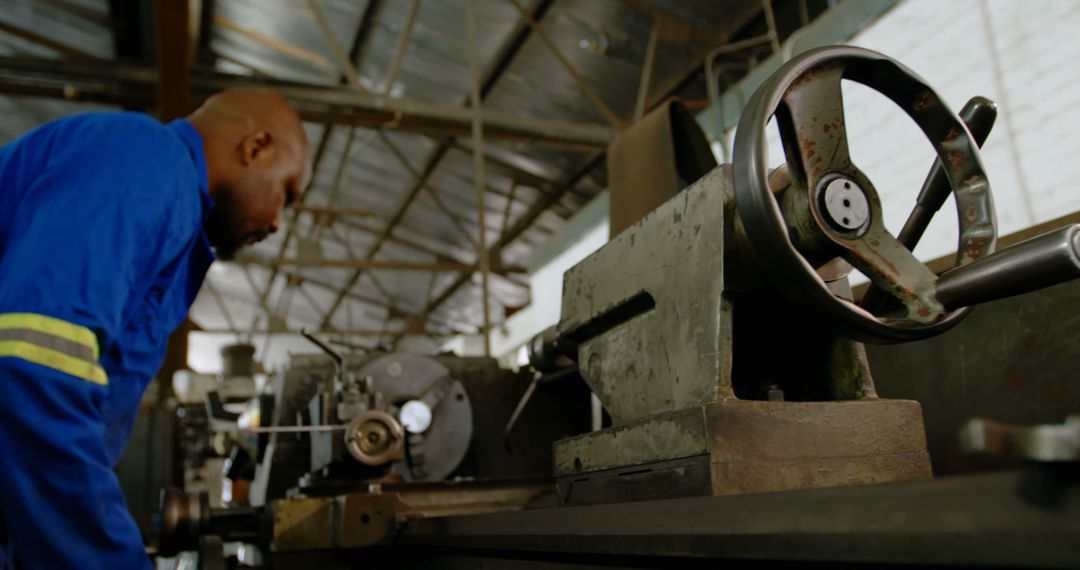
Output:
818 174 871 235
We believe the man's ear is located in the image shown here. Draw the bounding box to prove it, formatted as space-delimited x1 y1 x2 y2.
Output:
241 130 275 166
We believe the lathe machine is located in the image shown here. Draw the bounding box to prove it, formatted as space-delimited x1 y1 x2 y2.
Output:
159 46 1080 569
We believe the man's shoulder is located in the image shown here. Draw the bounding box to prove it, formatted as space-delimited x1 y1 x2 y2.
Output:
42 113 202 224
53 111 183 154
53 112 195 185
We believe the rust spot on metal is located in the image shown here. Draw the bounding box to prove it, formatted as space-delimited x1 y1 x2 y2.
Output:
823 123 831 133
947 150 965 171
945 126 960 140
1007 369 1024 390
917 306 930 318
1024 334 1038 349
912 90 934 112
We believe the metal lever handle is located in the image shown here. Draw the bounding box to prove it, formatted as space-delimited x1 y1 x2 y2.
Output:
936 224 1080 310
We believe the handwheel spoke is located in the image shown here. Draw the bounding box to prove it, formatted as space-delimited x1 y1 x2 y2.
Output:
775 64 853 189
840 226 946 324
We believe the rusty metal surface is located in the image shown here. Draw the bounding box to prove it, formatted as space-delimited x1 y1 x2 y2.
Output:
732 46 997 343
861 96 999 314
558 166 734 425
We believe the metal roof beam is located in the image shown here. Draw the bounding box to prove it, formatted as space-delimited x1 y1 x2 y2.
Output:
0 20 97 59
0 57 614 148
232 257 478 273
390 150 602 343
316 0 557 329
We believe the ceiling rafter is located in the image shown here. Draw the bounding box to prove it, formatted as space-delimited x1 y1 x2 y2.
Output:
317 0 558 330
384 2 779 336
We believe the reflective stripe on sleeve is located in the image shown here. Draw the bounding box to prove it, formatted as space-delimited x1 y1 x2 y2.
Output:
0 313 99 359
0 314 107 385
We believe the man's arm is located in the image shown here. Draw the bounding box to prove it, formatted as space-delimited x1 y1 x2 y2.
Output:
0 130 197 569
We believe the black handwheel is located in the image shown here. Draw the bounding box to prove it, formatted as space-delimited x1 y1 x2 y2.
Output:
732 46 997 344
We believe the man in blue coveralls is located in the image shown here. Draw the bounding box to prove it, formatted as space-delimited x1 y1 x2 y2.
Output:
0 88 311 568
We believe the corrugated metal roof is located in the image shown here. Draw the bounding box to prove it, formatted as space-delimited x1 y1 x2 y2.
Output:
0 0 807 357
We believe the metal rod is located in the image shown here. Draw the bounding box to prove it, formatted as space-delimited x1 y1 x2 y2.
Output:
423 186 481 248
261 125 335 310
290 203 378 219
375 131 479 247
499 182 520 242
614 0 727 47
634 19 660 121
232 257 474 272
468 0 492 357
390 151 604 344
936 224 1080 310
310 125 358 242
761 0 782 55
0 20 96 59
0 58 616 148
317 144 450 327
296 283 327 315
383 0 423 94
239 264 273 342
318 0 556 330
306 0 363 87
506 0 625 128
704 35 772 161
240 424 346 434
196 328 445 337
214 14 332 69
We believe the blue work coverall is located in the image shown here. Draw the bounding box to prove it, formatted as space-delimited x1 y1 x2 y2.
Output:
0 112 216 568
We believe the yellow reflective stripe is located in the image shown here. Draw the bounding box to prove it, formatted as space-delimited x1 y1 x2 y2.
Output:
0 313 99 360
0 340 108 386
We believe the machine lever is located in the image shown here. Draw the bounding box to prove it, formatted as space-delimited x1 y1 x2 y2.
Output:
936 224 1080 310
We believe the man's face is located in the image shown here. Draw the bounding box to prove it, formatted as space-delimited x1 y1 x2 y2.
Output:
206 133 307 260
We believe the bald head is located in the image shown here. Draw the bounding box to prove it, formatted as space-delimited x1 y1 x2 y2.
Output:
188 88 311 259
189 88 310 178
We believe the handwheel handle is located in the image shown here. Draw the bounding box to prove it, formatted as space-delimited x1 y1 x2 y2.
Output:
936 225 1080 310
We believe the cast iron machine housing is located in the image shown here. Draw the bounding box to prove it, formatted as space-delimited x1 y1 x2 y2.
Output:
545 46 1080 505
